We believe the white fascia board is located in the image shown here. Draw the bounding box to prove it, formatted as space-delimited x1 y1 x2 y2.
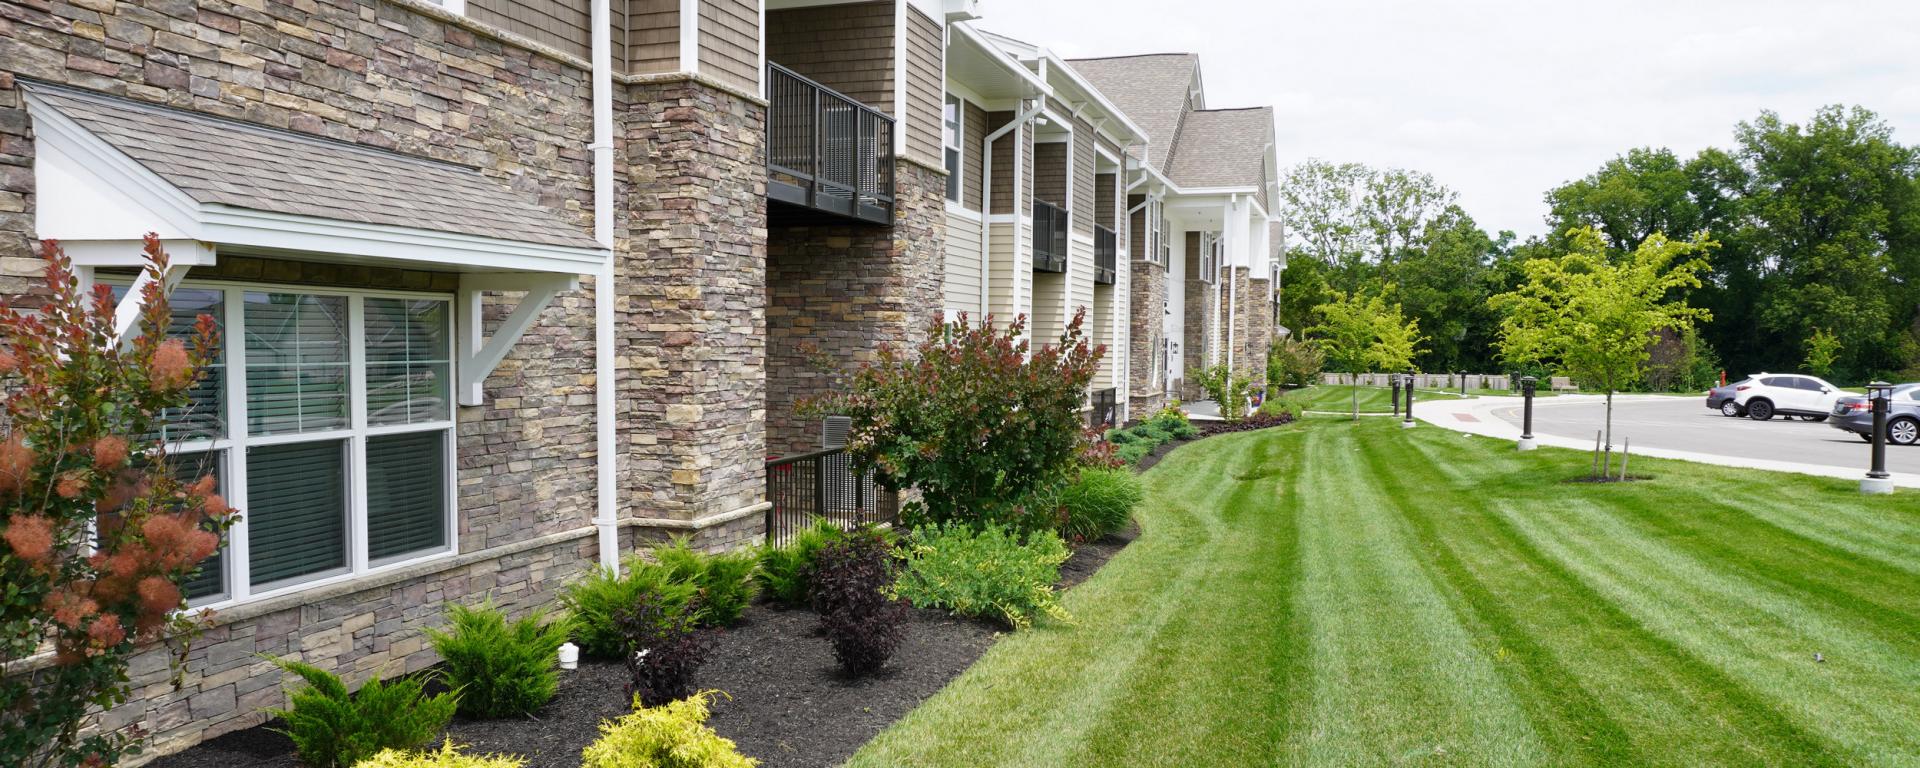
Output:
1035 49 1146 145
951 23 1050 96
200 205 609 275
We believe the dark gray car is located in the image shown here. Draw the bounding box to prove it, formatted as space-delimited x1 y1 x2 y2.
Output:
1707 379 1751 416
1829 383 1920 445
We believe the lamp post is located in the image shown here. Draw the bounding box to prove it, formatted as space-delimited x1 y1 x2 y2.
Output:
1401 373 1416 428
1863 381 1895 495
1518 375 1538 451
1391 375 1402 416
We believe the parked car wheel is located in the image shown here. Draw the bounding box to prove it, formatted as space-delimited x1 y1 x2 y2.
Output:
1860 432 1876 443
1720 401 1743 417
1891 418 1920 446
1747 399 1775 421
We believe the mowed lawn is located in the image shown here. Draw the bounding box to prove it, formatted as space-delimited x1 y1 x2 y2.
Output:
847 418 1920 767
1285 383 1466 413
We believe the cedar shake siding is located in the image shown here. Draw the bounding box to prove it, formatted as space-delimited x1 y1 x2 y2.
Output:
1071 116 1096 234
470 0 592 60
699 0 762 93
988 109 1029 214
1034 141 1068 207
627 0 680 75
1097 173 1117 228
962 100 989 211
767 1 896 113
1128 193 1148 260
904 6 945 166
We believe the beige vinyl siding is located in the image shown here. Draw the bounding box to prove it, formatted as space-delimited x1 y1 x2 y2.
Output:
766 1 895 112
988 220 1020 318
626 0 679 75
470 0 590 59
698 0 760 93
1093 280 1117 389
1033 269 1066 343
944 213 984 317
904 6 944 165
1069 236 1095 330
1034 142 1067 207
1072 117 1096 234
962 101 988 211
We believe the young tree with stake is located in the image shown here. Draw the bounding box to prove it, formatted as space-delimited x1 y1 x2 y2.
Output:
1309 288 1426 420
1493 228 1712 477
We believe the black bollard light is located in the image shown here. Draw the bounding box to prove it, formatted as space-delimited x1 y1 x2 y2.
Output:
1401 373 1416 428
1863 381 1895 495
1391 375 1403 416
1518 375 1538 451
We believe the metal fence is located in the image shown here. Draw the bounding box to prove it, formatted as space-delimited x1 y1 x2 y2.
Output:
1093 224 1117 285
764 447 899 547
766 62 896 225
1033 200 1069 273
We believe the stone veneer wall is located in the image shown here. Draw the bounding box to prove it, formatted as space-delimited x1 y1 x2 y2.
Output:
1128 260 1168 417
0 0 768 760
766 160 947 455
1229 266 1256 382
1248 276 1274 385
1182 247 1214 401
617 77 769 541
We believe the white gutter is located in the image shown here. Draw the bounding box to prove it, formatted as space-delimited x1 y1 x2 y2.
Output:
979 99 1043 319
590 0 619 573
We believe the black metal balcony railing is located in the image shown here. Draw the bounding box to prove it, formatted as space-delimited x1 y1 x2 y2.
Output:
1094 224 1117 285
765 447 899 547
766 63 895 225
1091 388 1118 429
1033 200 1069 273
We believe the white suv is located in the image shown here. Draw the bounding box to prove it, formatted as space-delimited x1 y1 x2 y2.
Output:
1731 373 1843 421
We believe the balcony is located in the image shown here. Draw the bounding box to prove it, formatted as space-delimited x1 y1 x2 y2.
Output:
1033 200 1069 273
1094 224 1117 285
766 62 896 225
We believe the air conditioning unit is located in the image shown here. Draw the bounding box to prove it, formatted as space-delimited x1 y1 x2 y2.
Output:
822 416 854 514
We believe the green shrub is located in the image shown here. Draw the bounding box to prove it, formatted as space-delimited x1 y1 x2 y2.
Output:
1056 468 1144 542
425 601 569 719
356 740 524 768
560 561 699 659
805 312 1101 529
1135 422 1173 444
654 540 761 627
580 692 758 768
1148 411 1199 439
893 523 1071 630
267 659 456 768
756 518 849 606
615 591 712 707
1259 396 1304 421
1115 441 1154 466
808 529 908 675
1104 427 1137 444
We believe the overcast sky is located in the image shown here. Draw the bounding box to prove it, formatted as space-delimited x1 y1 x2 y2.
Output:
977 0 1920 239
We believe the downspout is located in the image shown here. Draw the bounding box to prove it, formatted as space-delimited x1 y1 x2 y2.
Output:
1225 194 1238 377
591 0 619 572
979 99 1043 319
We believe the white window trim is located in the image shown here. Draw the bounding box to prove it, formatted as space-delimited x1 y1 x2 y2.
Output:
943 92 966 206
117 277 462 610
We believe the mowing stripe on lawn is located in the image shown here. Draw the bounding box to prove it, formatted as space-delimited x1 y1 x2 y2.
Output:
847 419 1920 768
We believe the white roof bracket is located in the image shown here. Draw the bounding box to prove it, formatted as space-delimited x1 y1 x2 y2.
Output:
456 273 577 406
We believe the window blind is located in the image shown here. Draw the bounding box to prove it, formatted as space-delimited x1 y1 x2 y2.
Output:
244 293 348 435
364 298 450 426
110 285 226 443
366 430 447 561
247 440 346 587
170 450 225 601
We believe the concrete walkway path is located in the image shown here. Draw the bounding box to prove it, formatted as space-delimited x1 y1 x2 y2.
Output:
1414 393 1920 489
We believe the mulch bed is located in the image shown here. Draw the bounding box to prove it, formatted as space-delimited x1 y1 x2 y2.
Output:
150 529 1136 768
1131 412 1296 473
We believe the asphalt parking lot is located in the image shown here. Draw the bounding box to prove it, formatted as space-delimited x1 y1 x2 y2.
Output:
1483 395 1920 476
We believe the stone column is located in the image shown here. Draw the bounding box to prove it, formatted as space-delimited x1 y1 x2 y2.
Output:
618 78 768 551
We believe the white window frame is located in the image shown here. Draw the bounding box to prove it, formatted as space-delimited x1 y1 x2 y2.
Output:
943 93 965 205
114 277 461 609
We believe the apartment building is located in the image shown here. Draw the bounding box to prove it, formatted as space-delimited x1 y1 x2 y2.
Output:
0 0 1280 758
1069 53 1282 412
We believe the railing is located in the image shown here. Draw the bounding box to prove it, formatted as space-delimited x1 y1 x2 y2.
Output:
766 62 896 225
1094 224 1117 285
1090 388 1118 428
764 447 899 547
1033 200 1069 273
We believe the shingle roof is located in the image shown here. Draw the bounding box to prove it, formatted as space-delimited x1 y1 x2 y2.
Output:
1065 54 1197 171
28 85 599 250
1164 107 1274 191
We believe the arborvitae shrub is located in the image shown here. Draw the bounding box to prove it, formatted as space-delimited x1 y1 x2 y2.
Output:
561 560 699 659
654 539 760 627
755 518 849 607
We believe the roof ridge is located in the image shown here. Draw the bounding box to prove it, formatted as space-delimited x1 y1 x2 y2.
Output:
20 79 484 176
1066 53 1196 62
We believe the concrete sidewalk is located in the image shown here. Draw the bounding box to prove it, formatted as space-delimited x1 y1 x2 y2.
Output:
1414 394 1920 489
